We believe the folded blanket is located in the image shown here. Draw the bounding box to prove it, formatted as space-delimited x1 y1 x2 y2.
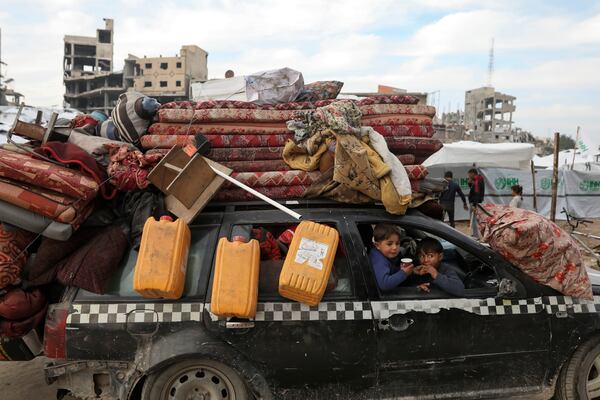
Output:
371 124 434 138
0 199 75 241
207 147 287 162
148 122 291 136
140 134 293 150
0 149 99 201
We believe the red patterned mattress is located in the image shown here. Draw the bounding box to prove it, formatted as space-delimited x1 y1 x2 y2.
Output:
371 125 434 138
148 122 291 136
214 185 309 202
0 149 99 201
361 115 433 126
384 137 443 155
0 179 93 224
158 105 436 124
141 134 292 150
159 95 420 111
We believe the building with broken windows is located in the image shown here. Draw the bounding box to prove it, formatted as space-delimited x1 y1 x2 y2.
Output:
63 19 208 114
464 86 516 143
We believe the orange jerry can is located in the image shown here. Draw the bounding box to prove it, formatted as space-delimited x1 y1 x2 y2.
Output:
279 221 339 306
133 216 191 299
211 237 260 318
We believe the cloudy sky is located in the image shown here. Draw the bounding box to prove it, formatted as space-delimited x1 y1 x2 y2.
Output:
1 0 599 150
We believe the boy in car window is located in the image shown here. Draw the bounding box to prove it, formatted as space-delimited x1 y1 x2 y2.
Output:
413 237 465 297
369 223 414 292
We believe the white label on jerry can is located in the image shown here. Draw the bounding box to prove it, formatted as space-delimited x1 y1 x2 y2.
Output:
295 238 329 270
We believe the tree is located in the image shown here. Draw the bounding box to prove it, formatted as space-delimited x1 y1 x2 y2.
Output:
558 134 576 150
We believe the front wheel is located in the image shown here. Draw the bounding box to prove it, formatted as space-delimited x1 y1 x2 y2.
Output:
141 359 249 400
556 337 600 400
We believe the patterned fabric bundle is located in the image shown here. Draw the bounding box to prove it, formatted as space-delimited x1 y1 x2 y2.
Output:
0 226 35 289
475 204 592 299
148 122 291 136
105 145 163 191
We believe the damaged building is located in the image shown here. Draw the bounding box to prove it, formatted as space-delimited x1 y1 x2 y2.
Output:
63 18 208 114
464 86 516 143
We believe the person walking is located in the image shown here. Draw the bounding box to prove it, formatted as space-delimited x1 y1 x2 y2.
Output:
439 171 468 228
468 168 485 239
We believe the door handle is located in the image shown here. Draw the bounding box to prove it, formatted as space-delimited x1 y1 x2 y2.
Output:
225 321 255 329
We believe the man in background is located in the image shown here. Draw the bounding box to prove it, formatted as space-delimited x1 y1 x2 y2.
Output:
439 171 468 228
468 168 485 239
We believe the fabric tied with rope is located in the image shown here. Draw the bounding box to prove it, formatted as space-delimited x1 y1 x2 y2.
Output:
105 144 164 191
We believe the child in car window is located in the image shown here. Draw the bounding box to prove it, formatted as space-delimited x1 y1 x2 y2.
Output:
413 237 465 297
369 223 414 292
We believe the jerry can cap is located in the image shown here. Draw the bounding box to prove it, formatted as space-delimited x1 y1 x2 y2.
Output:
160 215 174 222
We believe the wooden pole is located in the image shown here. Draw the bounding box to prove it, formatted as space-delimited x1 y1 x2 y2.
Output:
550 132 560 222
571 126 580 170
530 160 538 212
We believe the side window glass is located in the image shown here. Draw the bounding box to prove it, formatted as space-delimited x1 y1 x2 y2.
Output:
357 223 498 299
229 223 353 301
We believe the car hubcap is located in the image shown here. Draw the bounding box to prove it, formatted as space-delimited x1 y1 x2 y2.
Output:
587 355 600 398
163 366 236 400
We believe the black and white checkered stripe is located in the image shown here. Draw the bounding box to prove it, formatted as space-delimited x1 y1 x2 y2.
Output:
206 302 373 322
66 296 600 325
67 303 204 324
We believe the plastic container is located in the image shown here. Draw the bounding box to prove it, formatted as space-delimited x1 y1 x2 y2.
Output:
279 221 339 306
133 216 191 299
211 237 260 318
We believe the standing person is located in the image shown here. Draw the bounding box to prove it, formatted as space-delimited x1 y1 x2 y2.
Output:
439 171 468 228
468 168 485 239
510 184 523 208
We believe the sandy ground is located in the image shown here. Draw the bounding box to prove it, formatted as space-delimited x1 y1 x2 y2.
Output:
3 219 600 400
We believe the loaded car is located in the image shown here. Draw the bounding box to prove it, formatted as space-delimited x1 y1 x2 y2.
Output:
40 201 600 400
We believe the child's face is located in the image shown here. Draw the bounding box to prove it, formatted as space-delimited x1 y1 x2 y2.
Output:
418 250 443 268
374 233 401 259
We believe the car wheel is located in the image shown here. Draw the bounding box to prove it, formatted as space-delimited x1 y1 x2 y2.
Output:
556 337 600 400
141 359 249 400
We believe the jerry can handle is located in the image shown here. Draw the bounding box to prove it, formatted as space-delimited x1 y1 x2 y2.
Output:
225 321 255 329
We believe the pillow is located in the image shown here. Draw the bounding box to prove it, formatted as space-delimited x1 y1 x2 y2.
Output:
296 81 344 102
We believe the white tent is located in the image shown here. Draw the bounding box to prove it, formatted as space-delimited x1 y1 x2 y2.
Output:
423 141 535 170
533 149 600 171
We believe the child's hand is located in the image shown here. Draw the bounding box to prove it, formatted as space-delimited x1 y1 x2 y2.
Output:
401 264 414 275
415 265 438 279
417 283 431 292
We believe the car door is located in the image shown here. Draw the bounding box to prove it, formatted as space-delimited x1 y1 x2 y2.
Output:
203 209 378 389
347 213 552 399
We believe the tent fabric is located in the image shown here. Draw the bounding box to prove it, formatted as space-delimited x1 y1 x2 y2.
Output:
423 141 535 169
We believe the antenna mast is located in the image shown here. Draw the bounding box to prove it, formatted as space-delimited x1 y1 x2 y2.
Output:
487 37 494 87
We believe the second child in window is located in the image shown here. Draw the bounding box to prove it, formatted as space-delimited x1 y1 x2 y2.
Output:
413 237 465 297
369 223 414 292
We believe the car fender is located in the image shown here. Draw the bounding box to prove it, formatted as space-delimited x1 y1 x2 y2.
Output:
135 326 272 400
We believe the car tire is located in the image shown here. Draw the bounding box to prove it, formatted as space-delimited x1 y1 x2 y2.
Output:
141 359 249 400
556 336 600 400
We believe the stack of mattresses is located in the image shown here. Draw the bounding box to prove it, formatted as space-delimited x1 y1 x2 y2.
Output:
0 149 98 240
143 96 441 201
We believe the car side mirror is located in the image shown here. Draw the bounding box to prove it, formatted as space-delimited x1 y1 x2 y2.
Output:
497 278 518 298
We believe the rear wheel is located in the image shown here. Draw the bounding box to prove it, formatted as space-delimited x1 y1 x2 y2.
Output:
142 359 249 400
556 337 600 400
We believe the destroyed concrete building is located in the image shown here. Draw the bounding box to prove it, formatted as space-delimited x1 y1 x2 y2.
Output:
464 86 516 143
128 45 208 103
63 19 208 114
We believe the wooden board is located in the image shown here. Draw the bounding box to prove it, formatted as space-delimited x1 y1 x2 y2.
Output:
165 158 232 224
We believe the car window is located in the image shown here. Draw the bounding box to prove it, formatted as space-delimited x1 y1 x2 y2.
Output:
228 223 353 301
357 222 498 299
76 225 219 300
